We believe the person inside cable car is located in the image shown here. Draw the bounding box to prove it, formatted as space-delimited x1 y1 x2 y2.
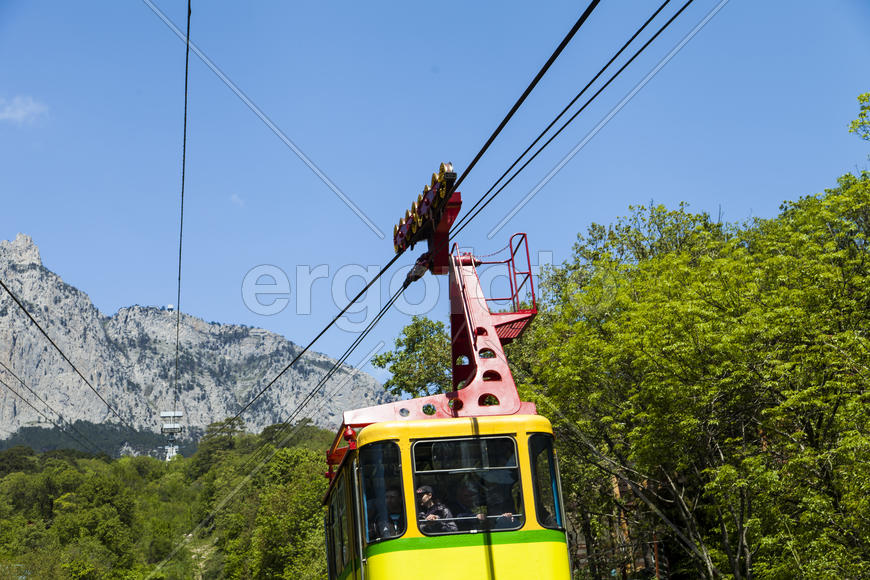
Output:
450 481 487 531
416 485 458 534
369 487 405 540
484 484 520 529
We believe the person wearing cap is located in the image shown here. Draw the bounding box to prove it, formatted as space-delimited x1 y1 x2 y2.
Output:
416 485 458 533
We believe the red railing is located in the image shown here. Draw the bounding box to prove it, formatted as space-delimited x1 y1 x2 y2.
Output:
451 233 537 344
457 233 536 313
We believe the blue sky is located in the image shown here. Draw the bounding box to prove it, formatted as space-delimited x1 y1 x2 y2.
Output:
1 0 869 387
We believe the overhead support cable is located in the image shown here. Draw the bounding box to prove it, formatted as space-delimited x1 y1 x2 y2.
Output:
226 252 404 424
171 0 192 423
234 285 405 473
0 278 132 427
450 0 674 238
275 285 405 429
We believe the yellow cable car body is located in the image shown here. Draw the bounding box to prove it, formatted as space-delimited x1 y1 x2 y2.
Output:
324 415 570 580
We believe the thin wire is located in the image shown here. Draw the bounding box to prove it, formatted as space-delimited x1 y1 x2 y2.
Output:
450 0 673 237
0 375 98 454
0 360 105 454
471 242 512 260
451 0 696 241
451 0 602 194
0 278 132 427
172 0 192 420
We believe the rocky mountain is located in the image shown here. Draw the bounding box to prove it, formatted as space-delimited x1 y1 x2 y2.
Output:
0 233 391 439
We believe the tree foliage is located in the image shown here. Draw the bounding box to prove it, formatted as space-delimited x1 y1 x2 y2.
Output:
371 315 452 397
510 173 870 578
849 92 870 141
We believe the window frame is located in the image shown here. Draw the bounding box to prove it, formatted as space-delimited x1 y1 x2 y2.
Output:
411 435 524 536
528 432 566 531
358 440 407 545
335 475 350 572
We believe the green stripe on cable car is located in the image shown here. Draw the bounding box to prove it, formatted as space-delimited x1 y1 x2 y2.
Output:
365 529 566 557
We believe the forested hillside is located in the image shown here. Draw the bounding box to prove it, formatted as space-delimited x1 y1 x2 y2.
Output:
0 421 198 458
0 420 331 579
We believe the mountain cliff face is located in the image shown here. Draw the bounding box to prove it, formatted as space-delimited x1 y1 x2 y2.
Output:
0 233 390 439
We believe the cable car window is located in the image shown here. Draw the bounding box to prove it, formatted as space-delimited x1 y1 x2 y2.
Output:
359 442 405 543
412 436 523 535
529 433 563 529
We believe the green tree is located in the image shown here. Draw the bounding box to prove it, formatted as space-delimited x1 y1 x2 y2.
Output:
0 446 36 478
187 417 246 479
513 175 870 578
371 315 452 397
849 92 870 141
249 448 328 579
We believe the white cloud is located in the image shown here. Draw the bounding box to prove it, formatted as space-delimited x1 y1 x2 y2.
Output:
0 96 48 124
229 194 245 208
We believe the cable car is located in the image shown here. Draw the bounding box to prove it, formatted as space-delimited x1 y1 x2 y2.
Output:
160 410 183 461
324 166 571 579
